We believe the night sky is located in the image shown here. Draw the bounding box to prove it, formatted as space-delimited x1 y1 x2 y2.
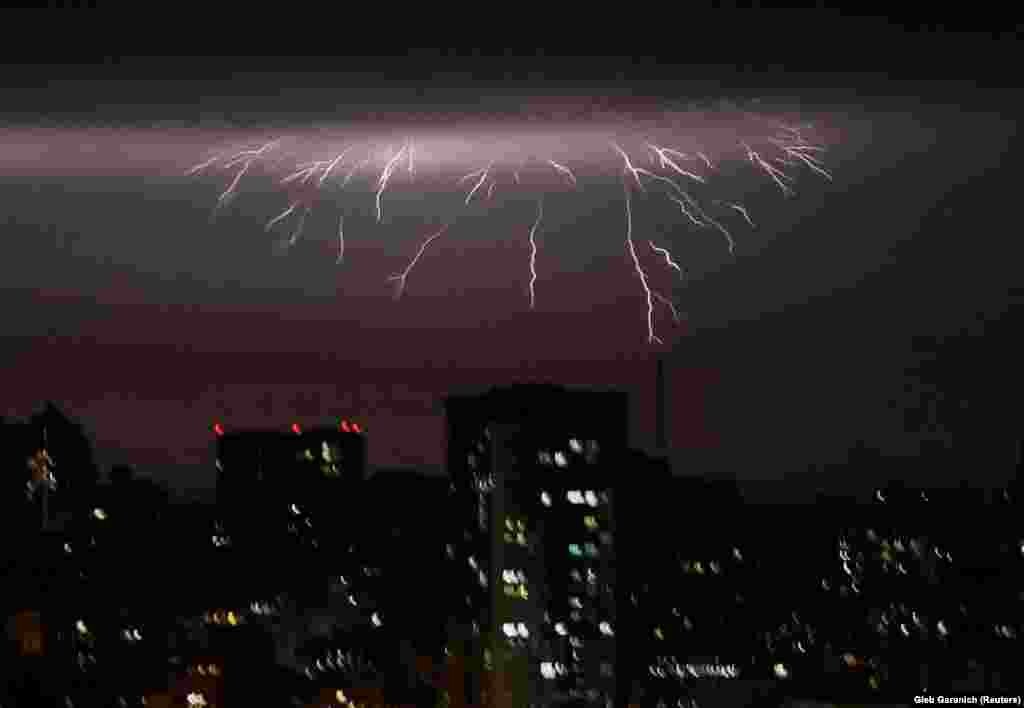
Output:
1 17 1019 501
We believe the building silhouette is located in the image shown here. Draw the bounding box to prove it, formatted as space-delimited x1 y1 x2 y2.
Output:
444 385 633 707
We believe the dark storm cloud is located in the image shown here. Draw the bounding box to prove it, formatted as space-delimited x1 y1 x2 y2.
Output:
1 33 1019 497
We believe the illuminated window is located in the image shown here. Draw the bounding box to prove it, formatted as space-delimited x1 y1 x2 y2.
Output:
583 515 598 530
584 542 599 558
567 490 584 504
599 621 614 636
540 491 552 507
554 622 568 636
569 544 582 557
554 451 568 468
538 451 553 466
584 490 599 507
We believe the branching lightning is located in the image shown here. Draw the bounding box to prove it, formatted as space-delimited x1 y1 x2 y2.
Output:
743 140 795 197
620 173 660 344
460 163 493 205
647 144 706 184
319 148 352 187
188 110 833 344
387 225 449 300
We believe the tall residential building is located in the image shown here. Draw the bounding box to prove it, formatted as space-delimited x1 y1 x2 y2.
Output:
444 385 629 707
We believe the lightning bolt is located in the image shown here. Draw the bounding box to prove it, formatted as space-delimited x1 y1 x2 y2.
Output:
770 139 833 181
621 176 660 344
547 160 578 187
486 179 497 200
716 200 756 229
318 148 353 187
376 145 408 222
408 141 415 178
649 241 685 278
387 224 449 299
281 162 324 186
696 152 714 170
337 215 345 264
528 198 543 309
285 206 311 247
701 213 735 255
611 143 690 199
647 144 706 184
208 139 280 217
186 153 223 176
742 141 795 197
265 203 299 231
461 163 493 206
653 291 681 323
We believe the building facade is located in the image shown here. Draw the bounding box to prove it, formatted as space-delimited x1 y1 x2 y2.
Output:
444 385 629 707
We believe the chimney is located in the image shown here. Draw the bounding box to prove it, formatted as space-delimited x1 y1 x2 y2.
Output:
655 358 667 451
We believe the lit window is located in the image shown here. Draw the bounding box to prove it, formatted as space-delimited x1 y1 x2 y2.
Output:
584 490 599 507
569 438 583 453
75 620 88 635
554 622 567 636
541 662 557 679
92 508 107 521
583 515 598 530
517 622 529 638
186 693 207 707
554 451 568 468
569 597 582 608
569 544 582 557
773 663 789 679
538 451 553 465
371 612 382 627
599 621 614 636
584 542 599 558
540 491 552 507
654 626 664 640
567 490 584 504
502 623 517 638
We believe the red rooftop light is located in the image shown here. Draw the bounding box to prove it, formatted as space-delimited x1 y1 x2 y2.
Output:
291 423 302 434
213 422 225 437
352 423 362 434
340 420 351 433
